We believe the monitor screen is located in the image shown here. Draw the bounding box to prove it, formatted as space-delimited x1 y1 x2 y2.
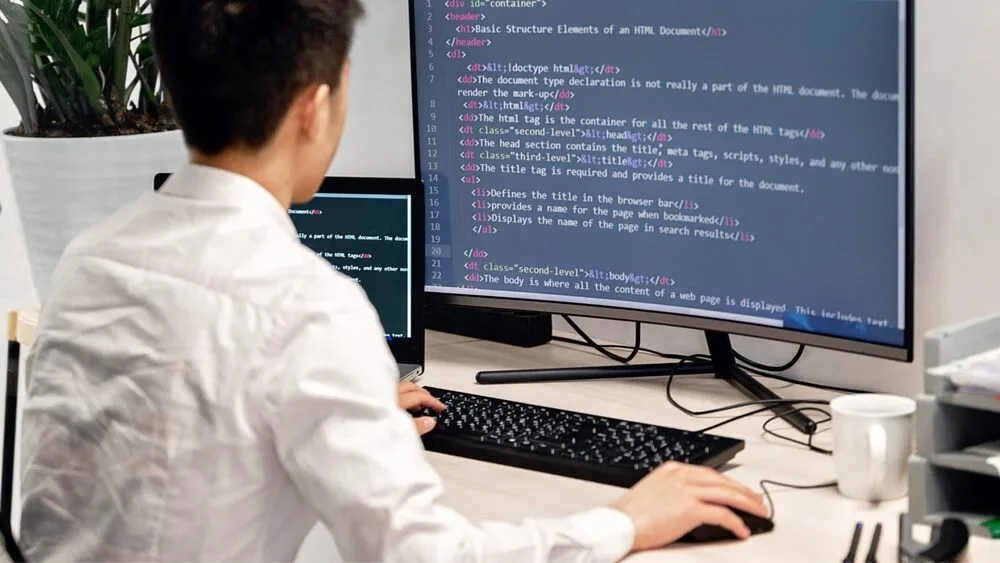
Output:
291 193 414 340
411 0 911 356
153 174 415 342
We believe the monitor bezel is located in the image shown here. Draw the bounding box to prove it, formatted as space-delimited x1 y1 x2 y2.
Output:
408 1 915 362
154 173 426 366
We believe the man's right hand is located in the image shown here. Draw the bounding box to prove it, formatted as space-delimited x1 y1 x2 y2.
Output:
611 461 768 553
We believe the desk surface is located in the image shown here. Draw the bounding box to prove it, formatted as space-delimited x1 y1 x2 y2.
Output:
419 330 999 562
10 310 998 561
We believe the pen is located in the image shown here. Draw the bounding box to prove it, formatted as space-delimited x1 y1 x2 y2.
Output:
843 521 863 563
864 523 883 563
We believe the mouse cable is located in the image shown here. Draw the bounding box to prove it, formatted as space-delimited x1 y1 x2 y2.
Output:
555 317 864 394
761 406 833 455
695 403 838 520
556 323 838 517
759 478 837 520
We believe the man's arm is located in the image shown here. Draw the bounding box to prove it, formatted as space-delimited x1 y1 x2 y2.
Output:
265 283 634 562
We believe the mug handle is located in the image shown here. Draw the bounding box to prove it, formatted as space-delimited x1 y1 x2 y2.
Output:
868 423 888 499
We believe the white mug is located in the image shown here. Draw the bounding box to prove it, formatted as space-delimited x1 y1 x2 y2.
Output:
830 394 916 501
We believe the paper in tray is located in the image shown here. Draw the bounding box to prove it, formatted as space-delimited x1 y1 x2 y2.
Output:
962 441 1000 476
928 347 1000 394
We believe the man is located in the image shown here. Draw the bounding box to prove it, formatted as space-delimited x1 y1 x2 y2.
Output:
17 1 767 561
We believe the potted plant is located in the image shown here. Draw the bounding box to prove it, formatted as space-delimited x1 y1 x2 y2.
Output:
0 0 186 299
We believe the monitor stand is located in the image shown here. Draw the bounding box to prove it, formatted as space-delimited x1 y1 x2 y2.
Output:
475 330 818 436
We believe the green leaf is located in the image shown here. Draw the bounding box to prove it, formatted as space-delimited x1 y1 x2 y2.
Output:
109 0 133 98
85 0 108 57
0 1 32 56
0 49 36 131
123 69 140 103
0 0 38 131
87 24 109 72
129 13 149 28
26 1 106 117
35 61 69 121
128 48 154 104
0 0 168 134
0 0 28 26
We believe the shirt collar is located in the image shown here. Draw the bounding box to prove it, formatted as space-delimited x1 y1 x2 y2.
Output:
159 163 298 239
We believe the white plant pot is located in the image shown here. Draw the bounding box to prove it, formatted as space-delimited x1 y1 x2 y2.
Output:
3 129 187 299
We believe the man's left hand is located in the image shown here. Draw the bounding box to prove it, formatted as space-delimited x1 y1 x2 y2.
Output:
397 382 446 436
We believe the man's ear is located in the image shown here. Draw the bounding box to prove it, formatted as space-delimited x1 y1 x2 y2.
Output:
301 84 333 141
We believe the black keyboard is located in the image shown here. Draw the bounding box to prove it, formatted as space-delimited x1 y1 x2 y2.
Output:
418 387 745 488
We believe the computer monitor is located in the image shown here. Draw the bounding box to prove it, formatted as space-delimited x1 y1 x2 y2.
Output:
153 174 425 375
290 178 425 377
409 0 914 433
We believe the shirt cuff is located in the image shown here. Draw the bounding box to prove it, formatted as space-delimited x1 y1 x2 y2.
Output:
563 507 635 562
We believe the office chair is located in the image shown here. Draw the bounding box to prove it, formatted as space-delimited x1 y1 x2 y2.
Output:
2 311 27 562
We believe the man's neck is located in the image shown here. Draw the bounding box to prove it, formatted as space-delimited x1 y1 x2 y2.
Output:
190 149 295 209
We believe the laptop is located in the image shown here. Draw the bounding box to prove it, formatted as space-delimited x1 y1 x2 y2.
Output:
154 173 425 381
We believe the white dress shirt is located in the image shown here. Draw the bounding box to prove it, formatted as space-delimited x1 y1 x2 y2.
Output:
18 164 635 562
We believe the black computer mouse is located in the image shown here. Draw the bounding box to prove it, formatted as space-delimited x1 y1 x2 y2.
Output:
677 509 774 543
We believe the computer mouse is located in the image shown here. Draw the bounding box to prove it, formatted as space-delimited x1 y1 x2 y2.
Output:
677 509 774 543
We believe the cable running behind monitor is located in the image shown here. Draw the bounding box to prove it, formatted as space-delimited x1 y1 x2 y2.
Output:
409 0 915 435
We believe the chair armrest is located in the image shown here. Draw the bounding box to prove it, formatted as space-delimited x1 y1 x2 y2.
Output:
6 309 37 347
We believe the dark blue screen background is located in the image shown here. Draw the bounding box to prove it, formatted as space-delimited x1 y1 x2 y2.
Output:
413 0 906 346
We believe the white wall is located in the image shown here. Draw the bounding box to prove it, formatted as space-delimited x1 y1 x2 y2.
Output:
329 0 414 179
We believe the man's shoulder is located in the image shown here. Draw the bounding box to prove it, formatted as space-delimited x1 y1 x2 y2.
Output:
285 249 373 312
269 247 389 370
59 194 151 255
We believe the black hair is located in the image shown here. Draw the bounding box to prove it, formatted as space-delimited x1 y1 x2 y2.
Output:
151 0 364 154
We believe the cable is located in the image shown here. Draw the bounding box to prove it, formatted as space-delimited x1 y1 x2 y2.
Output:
738 363 864 395
556 317 841 521
559 315 643 364
553 318 866 394
558 316 805 372
557 318 845 445
761 407 833 455
759 479 837 519
664 354 829 418
693 403 788 434
735 345 804 373
556 319 838 435
551 335 689 362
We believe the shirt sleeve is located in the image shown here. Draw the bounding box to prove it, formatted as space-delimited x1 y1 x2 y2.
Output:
266 281 635 563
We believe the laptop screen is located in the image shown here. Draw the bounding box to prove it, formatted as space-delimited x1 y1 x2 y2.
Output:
153 173 423 363
290 193 412 340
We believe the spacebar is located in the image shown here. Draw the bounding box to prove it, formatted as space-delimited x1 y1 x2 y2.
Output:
439 430 566 452
422 433 645 488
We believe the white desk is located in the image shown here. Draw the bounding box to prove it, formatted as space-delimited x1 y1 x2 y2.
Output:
418 330 999 562
9 310 999 561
